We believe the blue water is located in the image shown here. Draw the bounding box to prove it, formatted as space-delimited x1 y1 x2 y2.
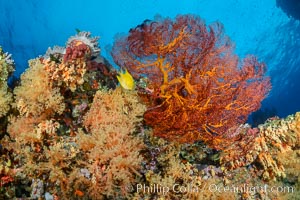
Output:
0 0 299 120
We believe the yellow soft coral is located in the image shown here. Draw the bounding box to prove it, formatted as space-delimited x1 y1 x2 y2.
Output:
14 59 65 117
0 86 12 117
0 47 14 117
81 87 146 198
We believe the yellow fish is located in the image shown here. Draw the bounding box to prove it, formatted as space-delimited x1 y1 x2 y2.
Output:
117 68 135 90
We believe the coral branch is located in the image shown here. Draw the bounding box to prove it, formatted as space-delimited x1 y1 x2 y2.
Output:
112 15 271 148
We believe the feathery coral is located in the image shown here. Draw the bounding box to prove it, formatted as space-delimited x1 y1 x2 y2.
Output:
14 59 65 117
81 87 146 198
112 14 271 148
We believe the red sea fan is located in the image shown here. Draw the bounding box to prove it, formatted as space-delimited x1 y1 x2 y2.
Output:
112 15 271 148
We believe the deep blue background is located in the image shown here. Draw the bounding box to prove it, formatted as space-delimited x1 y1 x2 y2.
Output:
0 0 299 120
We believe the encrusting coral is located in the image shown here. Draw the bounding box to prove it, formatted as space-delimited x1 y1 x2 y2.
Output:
112 14 271 148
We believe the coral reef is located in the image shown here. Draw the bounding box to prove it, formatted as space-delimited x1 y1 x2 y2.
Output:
112 14 271 148
1 30 146 199
7 87 146 199
0 16 299 200
220 113 300 181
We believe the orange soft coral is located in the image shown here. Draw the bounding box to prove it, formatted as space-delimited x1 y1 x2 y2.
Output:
81 88 146 198
14 59 65 117
112 15 271 148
